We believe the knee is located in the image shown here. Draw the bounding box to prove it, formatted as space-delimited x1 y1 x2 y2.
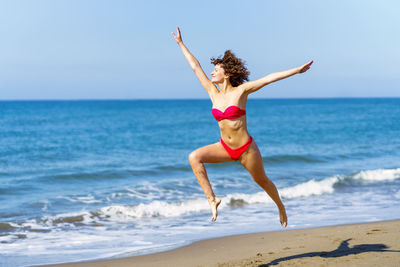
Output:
188 151 201 165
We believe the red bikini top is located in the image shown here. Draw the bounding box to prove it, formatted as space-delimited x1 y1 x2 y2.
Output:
212 106 246 121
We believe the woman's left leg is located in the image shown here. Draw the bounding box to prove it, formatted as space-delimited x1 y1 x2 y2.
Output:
239 139 288 227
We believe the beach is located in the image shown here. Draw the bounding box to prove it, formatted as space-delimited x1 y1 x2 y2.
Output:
43 219 400 267
1 99 400 266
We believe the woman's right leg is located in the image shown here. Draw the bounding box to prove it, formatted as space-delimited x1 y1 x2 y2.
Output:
188 141 235 221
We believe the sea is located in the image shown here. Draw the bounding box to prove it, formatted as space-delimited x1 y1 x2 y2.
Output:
0 98 399 266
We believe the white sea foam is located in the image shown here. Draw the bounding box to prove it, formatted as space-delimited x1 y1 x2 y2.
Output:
87 168 400 220
0 234 17 244
100 198 209 221
219 175 340 206
58 194 103 204
352 168 400 181
9 168 400 228
280 176 340 199
40 199 49 211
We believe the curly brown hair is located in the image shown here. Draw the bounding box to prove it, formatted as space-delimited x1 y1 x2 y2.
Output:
210 50 250 87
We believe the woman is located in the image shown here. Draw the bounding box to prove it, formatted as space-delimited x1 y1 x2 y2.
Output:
172 26 313 226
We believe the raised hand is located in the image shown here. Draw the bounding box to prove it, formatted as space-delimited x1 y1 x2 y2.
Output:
298 60 314 74
172 26 183 44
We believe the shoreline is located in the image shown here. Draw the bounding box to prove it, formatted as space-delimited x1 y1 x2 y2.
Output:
42 219 400 267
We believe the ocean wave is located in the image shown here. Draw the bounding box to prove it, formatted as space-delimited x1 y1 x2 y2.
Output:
33 164 193 184
278 168 400 199
57 194 103 204
220 176 339 206
36 169 161 183
24 154 329 185
2 168 399 232
0 184 38 195
95 167 400 220
154 164 191 172
100 198 208 220
57 168 400 221
352 168 400 181
262 154 326 164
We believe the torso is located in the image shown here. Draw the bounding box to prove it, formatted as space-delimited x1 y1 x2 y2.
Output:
210 86 251 148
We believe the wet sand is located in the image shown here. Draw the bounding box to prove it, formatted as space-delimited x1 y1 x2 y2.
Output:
42 219 400 267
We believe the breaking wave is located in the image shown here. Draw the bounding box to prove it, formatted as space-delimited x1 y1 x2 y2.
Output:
3 167 398 232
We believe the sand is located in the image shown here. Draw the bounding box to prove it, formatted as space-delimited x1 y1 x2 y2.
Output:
42 219 400 267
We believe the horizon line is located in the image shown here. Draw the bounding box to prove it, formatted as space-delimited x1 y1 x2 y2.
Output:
1 96 400 101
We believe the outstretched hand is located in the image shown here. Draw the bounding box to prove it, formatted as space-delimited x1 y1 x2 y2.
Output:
172 26 183 44
298 60 314 74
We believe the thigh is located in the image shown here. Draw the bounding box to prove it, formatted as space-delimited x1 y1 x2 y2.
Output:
239 139 267 178
190 141 236 164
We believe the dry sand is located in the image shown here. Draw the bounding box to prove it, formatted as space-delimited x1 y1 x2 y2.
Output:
42 219 400 267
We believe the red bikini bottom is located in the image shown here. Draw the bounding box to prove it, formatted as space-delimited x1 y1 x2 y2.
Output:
220 136 253 161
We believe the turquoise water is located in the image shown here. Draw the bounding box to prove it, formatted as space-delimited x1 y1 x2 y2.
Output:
0 98 399 266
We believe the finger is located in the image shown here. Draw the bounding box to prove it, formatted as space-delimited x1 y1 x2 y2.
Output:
177 26 181 35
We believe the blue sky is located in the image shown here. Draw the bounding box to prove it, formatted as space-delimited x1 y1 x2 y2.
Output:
0 0 399 100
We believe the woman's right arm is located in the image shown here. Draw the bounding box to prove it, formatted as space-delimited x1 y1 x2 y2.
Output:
172 27 217 95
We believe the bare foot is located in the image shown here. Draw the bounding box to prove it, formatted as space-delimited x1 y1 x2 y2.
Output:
208 197 221 222
279 206 287 227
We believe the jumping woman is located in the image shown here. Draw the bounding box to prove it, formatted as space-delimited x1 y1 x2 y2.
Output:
172 27 313 226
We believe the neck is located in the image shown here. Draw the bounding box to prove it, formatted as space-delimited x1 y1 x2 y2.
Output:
216 79 234 93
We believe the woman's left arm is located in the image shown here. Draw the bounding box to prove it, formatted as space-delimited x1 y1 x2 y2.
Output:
241 60 313 94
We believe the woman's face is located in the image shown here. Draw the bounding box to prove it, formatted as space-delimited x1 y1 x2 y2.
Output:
211 64 228 83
